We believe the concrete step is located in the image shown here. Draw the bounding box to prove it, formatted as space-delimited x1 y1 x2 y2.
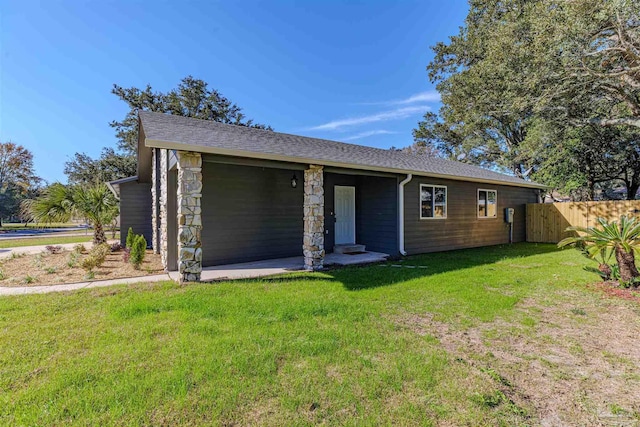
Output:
334 244 366 254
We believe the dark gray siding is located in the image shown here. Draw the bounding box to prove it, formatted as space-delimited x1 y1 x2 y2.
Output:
201 162 304 266
119 181 153 247
404 177 538 254
324 173 399 255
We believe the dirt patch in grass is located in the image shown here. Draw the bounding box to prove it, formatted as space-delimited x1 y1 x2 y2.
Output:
394 291 640 426
0 248 163 287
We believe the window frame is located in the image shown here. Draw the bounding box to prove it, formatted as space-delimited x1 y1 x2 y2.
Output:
477 188 498 219
419 184 448 220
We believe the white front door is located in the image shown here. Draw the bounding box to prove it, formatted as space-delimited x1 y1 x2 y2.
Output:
334 185 356 245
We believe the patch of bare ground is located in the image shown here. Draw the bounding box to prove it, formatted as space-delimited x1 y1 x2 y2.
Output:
394 290 640 426
0 248 163 287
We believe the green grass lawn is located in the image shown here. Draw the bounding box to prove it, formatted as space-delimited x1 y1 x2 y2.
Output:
0 234 120 249
0 244 604 425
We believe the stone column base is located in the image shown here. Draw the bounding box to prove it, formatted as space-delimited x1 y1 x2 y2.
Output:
303 165 325 270
177 151 203 282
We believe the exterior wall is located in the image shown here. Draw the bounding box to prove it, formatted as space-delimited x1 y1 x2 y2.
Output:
356 175 399 255
324 173 399 255
200 162 304 266
119 181 153 247
403 176 538 254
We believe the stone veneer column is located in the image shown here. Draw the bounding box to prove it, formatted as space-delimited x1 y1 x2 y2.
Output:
303 165 325 271
151 149 158 253
177 151 203 282
159 149 169 269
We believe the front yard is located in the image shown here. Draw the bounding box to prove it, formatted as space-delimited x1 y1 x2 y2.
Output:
1 243 639 426
0 245 162 286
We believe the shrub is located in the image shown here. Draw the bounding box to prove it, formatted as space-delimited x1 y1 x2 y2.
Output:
45 267 57 274
126 227 135 249
67 251 79 268
81 243 111 272
73 244 86 254
110 242 123 252
129 235 147 269
45 245 63 254
24 275 35 284
122 247 131 263
80 254 99 272
92 243 111 264
0 268 4 280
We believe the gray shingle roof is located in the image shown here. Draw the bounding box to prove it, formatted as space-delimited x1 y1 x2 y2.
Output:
139 111 544 188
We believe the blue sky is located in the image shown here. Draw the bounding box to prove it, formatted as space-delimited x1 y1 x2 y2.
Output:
0 0 468 183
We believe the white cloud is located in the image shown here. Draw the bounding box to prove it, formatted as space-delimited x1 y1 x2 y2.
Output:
359 90 441 106
343 130 396 141
392 90 441 105
309 105 429 131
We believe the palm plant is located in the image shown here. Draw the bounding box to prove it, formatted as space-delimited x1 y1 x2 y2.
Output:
22 182 118 244
558 216 640 284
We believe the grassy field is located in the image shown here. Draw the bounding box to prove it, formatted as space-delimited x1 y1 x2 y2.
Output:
0 234 118 249
1 243 638 426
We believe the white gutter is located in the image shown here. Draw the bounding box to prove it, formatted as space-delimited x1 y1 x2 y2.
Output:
398 174 413 256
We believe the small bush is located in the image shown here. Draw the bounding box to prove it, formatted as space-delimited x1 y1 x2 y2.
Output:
73 244 86 254
67 251 79 268
129 235 147 269
110 242 123 252
126 227 135 248
122 247 131 263
0 269 4 280
81 243 111 272
45 267 57 274
24 275 35 284
45 245 63 255
85 271 95 280
80 255 99 272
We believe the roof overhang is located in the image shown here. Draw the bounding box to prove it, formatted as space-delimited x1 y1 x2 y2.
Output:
106 176 139 200
145 138 548 190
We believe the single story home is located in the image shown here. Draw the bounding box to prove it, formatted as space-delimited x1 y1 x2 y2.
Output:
110 111 545 282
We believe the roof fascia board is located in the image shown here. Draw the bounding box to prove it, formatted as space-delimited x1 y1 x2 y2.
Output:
146 138 547 190
202 153 307 171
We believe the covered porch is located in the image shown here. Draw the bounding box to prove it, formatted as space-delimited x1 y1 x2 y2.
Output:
152 150 399 282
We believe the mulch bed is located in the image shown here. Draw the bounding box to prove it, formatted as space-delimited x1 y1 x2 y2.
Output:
0 247 164 287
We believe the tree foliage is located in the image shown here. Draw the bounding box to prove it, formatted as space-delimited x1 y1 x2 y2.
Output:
0 142 42 223
559 216 640 284
64 76 271 185
23 182 118 244
111 75 272 155
64 148 137 185
414 0 640 199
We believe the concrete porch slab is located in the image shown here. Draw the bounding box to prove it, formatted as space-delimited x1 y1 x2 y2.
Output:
324 251 389 266
168 251 390 282
169 256 305 282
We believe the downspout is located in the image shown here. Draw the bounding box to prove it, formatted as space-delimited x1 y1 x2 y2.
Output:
398 174 412 256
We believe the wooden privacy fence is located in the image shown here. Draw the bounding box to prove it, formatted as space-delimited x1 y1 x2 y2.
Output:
526 201 640 243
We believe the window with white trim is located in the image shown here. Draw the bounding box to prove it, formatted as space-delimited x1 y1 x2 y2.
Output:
420 184 447 219
478 189 497 218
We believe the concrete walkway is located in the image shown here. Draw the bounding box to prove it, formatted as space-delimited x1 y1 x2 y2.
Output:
0 241 116 259
0 274 172 296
